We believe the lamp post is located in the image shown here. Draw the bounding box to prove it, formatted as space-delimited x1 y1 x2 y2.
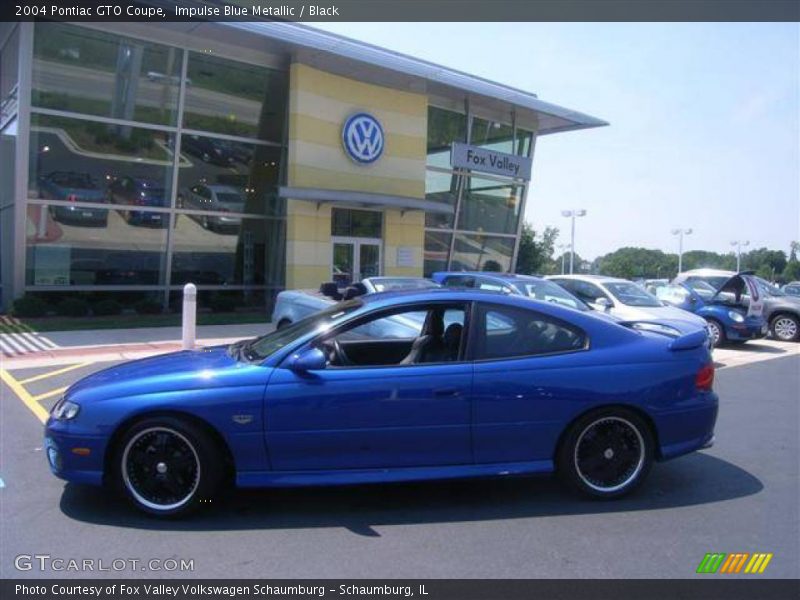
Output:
557 243 571 275
561 209 587 274
671 228 693 274
731 240 750 272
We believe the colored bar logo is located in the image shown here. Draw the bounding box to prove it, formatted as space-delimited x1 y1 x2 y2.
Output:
697 553 773 574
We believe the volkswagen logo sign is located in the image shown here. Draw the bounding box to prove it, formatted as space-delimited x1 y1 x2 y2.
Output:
342 112 384 164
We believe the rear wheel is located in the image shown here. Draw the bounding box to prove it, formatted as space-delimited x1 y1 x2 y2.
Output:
114 417 223 517
771 314 799 342
705 318 725 347
557 408 654 499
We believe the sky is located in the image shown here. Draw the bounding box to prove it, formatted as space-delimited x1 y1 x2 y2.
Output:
311 22 800 261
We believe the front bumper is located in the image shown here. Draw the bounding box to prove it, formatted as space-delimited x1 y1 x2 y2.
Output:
727 320 768 341
44 420 107 487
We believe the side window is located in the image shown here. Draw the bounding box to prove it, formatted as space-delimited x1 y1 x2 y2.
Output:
474 303 586 360
320 304 468 367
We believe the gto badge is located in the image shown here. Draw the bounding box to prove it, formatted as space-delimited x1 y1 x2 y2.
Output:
232 414 254 425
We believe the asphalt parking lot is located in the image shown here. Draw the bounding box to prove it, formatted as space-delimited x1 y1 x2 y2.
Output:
0 341 798 579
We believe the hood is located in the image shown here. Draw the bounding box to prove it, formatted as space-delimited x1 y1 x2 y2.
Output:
65 345 268 404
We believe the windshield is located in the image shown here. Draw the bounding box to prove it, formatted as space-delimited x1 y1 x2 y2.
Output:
516 280 589 311
604 282 663 307
240 300 362 361
684 279 717 300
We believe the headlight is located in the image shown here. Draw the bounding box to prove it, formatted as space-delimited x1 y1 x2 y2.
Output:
728 311 745 323
51 398 80 421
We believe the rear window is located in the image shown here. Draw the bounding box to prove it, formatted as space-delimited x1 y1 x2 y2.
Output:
474 303 586 360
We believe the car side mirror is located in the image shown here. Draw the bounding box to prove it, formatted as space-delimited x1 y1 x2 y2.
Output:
594 297 613 311
288 347 327 372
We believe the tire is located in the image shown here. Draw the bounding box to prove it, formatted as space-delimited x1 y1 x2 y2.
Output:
276 319 291 330
705 318 725 347
771 314 800 342
557 407 654 499
113 417 224 517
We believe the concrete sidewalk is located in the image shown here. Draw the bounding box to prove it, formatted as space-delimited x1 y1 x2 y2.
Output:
1 322 275 369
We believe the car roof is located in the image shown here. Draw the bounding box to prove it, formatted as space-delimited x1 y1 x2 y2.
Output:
434 271 546 282
548 274 624 283
678 268 736 277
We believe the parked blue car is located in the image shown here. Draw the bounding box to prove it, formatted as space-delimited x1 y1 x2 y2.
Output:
46 289 717 517
651 273 767 346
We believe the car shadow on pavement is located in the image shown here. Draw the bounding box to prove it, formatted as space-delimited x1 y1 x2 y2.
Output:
720 342 786 354
59 452 763 536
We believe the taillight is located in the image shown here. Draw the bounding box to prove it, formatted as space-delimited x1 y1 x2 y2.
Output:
696 363 715 391
67 194 77 203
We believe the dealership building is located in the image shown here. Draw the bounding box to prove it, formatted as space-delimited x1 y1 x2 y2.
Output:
0 21 605 313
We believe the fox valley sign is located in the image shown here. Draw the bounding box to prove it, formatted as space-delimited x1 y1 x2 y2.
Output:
451 142 533 180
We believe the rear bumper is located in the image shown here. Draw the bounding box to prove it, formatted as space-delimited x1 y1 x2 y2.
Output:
655 392 718 461
726 322 767 341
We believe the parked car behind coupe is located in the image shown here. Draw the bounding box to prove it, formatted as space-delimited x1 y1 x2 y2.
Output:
271 277 440 328
651 273 767 346
675 269 799 342
46 289 718 517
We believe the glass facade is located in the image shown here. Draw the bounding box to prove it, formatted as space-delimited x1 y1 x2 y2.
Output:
423 105 534 276
22 22 289 310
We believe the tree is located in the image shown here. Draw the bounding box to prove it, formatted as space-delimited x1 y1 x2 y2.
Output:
595 247 677 279
741 247 786 276
784 260 800 282
515 224 559 275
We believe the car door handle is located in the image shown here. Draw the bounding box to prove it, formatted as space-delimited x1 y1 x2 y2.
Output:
434 388 461 397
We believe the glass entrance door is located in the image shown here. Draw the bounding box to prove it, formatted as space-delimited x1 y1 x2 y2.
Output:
331 237 381 285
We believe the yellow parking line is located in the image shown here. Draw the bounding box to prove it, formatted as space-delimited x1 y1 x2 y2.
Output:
32 386 68 403
18 362 92 385
0 369 49 424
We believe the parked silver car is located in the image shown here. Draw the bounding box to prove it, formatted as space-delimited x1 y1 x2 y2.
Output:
179 184 245 232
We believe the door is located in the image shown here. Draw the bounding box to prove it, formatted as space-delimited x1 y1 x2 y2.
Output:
470 302 588 464
265 303 473 470
331 237 382 285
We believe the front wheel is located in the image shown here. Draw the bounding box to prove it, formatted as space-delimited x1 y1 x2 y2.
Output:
115 417 223 517
705 318 725 347
557 408 654 499
771 314 800 342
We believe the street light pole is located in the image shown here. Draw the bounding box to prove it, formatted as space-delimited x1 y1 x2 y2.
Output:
731 240 750 272
671 228 693 274
561 209 587 275
557 243 571 275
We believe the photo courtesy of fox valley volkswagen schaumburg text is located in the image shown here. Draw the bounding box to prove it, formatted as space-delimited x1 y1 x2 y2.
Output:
0 2 797 599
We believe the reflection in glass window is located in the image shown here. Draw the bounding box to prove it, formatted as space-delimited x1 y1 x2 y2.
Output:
25 206 167 285
470 117 514 154
177 134 283 216
515 128 533 157
184 52 287 142
1 26 20 107
32 23 180 126
424 231 451 277
28 114 175 205
171 215 283 287
427 106 467 168
458 177 522 235
425 169 458 229
451 233 514 273
331 208 382 238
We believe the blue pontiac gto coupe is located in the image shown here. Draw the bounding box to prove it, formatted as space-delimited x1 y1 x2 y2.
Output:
46 289 717 517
